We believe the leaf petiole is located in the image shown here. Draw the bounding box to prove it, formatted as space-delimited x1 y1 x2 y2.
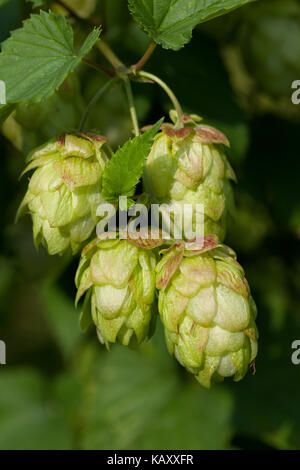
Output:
134 41 157 72
97 41 125 70
123 77 140 137
82 58 115 77
137 71 184 128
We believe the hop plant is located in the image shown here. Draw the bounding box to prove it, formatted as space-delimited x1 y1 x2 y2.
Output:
4 2 262 394
75 235 158 347
156 236 258 387
17 134 108 255
143 113 236 242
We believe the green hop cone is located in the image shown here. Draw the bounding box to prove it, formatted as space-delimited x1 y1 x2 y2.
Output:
75 235 158 347
143 113 236 242
156 236 258 387
17 133 108 255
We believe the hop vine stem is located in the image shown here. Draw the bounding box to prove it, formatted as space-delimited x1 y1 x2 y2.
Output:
94 42 184 132
97 41 125 70
56 0 80 17
82 58 115 77
96 42 140 136
123 78 140 136
56 0 176 135
80 39 184 133
134 42 156 71
137 71 184 128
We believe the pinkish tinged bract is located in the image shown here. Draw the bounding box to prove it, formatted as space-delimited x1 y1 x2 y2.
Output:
156 239 258 387
17 134 108 255
75 237 157 347
144 114 236 242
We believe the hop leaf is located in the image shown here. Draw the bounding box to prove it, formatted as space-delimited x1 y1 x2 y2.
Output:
0 10 100 104
102 118 163 204
129 0 256 50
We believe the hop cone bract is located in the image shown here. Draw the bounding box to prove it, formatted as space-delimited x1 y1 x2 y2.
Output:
17 134 108 255
156 241 258 387
75 237 157 347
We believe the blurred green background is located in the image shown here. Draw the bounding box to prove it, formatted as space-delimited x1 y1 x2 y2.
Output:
1 0 300 450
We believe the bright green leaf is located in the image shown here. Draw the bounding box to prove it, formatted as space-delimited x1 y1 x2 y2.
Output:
128 0 256 50
0 11 100 104
102 118 163 203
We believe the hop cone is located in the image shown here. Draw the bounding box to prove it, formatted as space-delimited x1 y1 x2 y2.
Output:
17 134 108 255
156 238 258 387
143 115 236 242
75 237 157 347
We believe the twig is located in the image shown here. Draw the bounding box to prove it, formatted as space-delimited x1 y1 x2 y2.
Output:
138 71 184 128
56 0 79 18
97 41 125 70
134 42 156 72
82 58 115 77
123 77 140 136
